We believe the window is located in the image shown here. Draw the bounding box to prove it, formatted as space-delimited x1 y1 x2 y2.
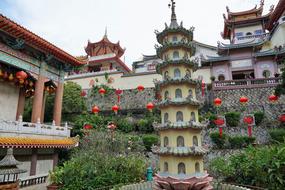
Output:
218 74 225 81
191 112 196 122
235 32 243 37
195 162 200 173
164 91 169 100
188 89 193 98
173 51 179 59
164 71 169 80
262 70 271 78
147 64 155 71
176 111 184 122
164 162 169 172
178 162 186 174
164 113 169 123
164 136 169 147
185 69 191 78
193 136 198 146
177 136 185 147
175 89 182 99
174 68 181 78
246 32 252 36
172 36 178 42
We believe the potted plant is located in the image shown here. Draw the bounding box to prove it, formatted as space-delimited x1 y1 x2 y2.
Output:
47 167 63 190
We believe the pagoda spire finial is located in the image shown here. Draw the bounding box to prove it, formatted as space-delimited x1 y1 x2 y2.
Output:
168 0 176 22
104 26 108 38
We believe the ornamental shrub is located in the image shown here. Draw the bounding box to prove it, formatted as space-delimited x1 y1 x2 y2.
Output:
141 134 159 151
269 128 285 143
225 112 241 127
116 118 134 133
254 111 265 125
210 132 227 149
228 136 255 149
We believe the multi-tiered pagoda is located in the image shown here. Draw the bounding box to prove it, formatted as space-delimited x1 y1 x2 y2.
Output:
153 1 212 189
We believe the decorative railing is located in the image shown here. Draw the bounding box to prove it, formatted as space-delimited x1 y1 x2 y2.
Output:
19 174 48 188
0 118 71 137
213 77 281 90
236 33 268 41
65 69 119 79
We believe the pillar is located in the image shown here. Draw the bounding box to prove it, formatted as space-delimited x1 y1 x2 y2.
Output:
30 149 37 176
53 80 64 126
52 150 59 169
31 74 45 123
16 88 26 120
40 92 47 123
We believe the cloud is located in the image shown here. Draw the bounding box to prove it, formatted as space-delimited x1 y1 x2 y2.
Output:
0 0 278 67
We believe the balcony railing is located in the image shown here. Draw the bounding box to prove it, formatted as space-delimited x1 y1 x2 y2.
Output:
236 33 268 41
20 174 48 188
0 118 71 138
213 77 282 90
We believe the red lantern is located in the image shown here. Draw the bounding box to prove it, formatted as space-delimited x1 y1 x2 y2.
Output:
112 105 119 114
279 114 285 123
214 118 225 126
83 124 93 130
115 89 122 104
243 116 254 125
214 98 222 107
16 71 28 80
239 96 248 104
268 94 278 102
146 102 154 112
137 85 144 92
80 90 87 97
92 106 100 114
98 88 106 96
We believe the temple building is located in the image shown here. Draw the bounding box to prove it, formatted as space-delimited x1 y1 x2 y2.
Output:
152 1 212 189
201 0 285 90
0 14 80 187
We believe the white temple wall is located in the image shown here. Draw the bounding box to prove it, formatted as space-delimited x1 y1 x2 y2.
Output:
0 82 19 121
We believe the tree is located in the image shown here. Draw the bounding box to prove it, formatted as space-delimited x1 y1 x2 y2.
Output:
275 59 285 96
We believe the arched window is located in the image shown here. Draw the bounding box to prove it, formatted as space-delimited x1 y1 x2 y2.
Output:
175 89 182 99
191 112 196 122
262 70 271 78
164 71 169 80
164 162 169 172
193 136 198 146
172 36 178 42
176 111 183 122
186 69 191 78
177 136 185 147
218 74 225 81
195 162 200 173
174 68 181 78
173 51 179 59
188 89 193 98
164 113 169 123
164 136 169 147
164 91 169 100
178 162 186 174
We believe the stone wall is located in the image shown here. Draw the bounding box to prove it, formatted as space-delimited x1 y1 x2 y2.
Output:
213 87 285 120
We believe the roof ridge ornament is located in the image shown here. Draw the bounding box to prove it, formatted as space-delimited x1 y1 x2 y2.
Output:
168 0 176 22
104 26 108 39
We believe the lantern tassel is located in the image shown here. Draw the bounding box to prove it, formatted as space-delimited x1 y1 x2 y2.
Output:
219 127 223 137
248 125 252 137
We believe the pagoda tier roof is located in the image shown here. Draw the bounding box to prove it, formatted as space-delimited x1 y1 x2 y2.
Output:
254 45 285 57
0 148 27 175
155 41 196 59
0 137 78 149
154 77 199 88
153 121 207 131
152 146 207 156
267 0 285 30
156 98 202 108
0 14 85 66
85 35 125 58
226 0 264 19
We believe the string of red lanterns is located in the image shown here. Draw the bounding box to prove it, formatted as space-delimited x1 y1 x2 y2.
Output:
92 105 100 115
98 88 106 96
146 102 154 112
239 96 248 104
137 85 144 92
213 98 222 107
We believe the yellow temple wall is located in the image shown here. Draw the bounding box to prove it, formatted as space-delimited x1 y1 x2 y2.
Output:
160 106 198 123
160 64 193 79
159 129 202 147
159 155 204 174
162 49 192 60
163 34 185 43
160 84 196 99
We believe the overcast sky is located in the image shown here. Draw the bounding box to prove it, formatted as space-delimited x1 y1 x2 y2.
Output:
0 0 279 67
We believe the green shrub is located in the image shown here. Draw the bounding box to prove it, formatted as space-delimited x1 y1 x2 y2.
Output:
254 111 265 125
73 114 105 136
137 114 159 133
210 132 227 149
141 134 159 151
116 118 134 133
269 129 285 143
228 136 255 149
225 112 241 127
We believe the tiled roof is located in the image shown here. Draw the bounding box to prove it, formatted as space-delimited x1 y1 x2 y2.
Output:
152 146 207 156
0 14 85 66
0 137 78 148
